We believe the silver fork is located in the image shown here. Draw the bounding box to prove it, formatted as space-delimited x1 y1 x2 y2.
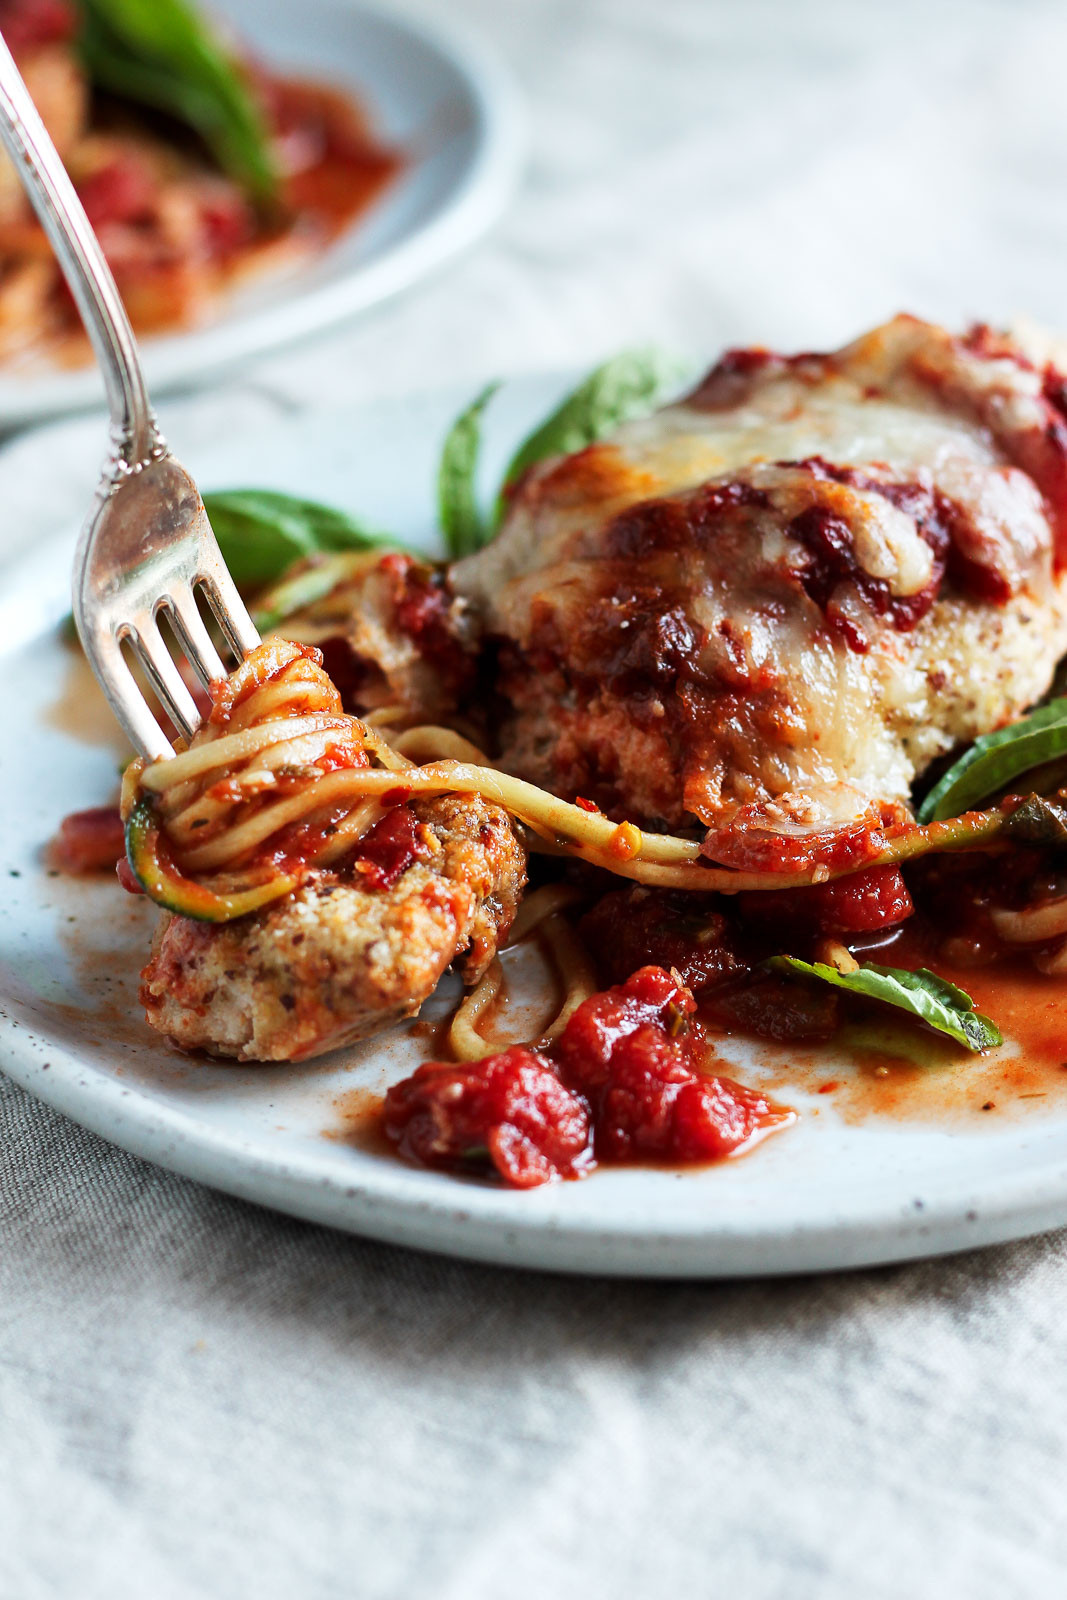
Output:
0 33 260 762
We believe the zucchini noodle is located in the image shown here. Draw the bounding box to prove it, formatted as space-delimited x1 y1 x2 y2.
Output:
122 638 1015 926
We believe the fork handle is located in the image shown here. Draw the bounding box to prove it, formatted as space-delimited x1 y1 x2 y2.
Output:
0 32 161 470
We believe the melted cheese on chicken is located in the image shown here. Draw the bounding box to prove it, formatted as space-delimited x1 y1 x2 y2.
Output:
454 316 1067 833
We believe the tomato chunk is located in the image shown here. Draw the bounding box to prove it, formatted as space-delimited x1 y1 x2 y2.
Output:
737 865 913 936
384 967 789 1187
77 157 157 229
1 0 75 54
351 805 432 891
196 184 255 258
557 966 785 1165
51 806 125 874
383 1047 593 1188
557 965 695 1090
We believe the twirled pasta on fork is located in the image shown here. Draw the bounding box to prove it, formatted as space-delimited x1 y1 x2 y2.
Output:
127 641 528 1061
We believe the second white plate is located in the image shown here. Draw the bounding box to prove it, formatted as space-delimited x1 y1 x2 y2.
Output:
0 0 523 425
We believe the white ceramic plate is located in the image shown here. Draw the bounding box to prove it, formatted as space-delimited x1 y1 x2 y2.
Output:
0 0 522 426
4 380 1067 1277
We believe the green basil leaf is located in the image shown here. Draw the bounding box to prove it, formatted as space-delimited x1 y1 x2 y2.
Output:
917 696 1067 823
494 349 683 523
437 382 499 560
76 0 278 203
768 956 1002 1053
1004 793 1067 844
202 489 393 589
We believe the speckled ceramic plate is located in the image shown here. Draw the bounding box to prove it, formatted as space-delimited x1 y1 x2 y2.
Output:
3 381 1067 1276
0 0 523 424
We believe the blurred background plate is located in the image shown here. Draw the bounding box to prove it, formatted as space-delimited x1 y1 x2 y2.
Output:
0 0 523 427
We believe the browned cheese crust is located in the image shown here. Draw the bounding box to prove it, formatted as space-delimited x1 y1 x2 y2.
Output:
140 793 526 1062
453 316 1067 834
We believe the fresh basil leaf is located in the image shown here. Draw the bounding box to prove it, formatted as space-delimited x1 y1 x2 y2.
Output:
437 382 499 560
1004 793 1067 844
769 956 1002 1053
494 349 683 522
76 0 278 203
203 489 393 589
917 696 1067 823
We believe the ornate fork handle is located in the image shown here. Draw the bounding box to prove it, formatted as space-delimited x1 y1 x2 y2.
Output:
0 30 164 473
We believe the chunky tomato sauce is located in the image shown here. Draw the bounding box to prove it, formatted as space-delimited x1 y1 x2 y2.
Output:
701 809 895 873
49 806 125 874
380 554 479 701
737 866 914 935
351 805 433 892
688 323 1067 566
383 966 792 1187
261 76 399 240
786 456 1015 636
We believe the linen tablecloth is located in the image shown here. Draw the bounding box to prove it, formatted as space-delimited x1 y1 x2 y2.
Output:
4 2 1067 1594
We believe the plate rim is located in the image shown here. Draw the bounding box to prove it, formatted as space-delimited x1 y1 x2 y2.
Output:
0 0 525 426
4 982 1067 1277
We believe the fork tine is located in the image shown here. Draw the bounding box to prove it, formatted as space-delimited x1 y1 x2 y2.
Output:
123 616 201 742
196 556 260 662
163 586 229 690
89 629 175 763
73 454 263 762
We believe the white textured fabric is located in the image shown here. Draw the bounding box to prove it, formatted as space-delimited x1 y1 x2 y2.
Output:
3 1 1067 1594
